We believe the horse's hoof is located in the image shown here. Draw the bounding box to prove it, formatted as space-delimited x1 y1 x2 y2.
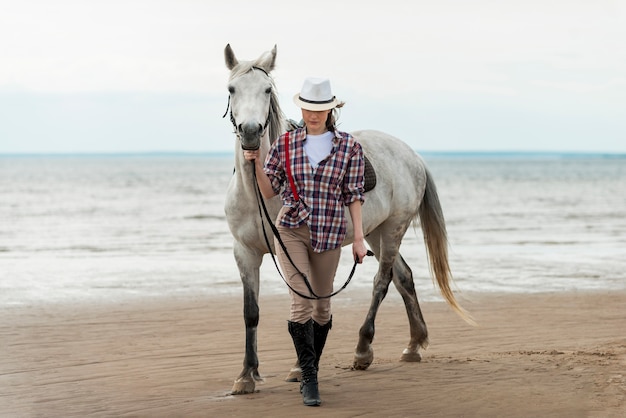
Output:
285 366 301 382
400 348 422 362
353 346 374 370
231 378 256 395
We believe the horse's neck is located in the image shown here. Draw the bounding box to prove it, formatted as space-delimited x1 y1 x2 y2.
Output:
233 137 271 202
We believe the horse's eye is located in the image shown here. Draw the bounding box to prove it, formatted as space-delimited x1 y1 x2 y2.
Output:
228 86 235 94
265 87 271 94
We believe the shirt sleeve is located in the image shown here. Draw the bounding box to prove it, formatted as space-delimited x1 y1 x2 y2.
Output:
342 139 365 205
263 135 285 195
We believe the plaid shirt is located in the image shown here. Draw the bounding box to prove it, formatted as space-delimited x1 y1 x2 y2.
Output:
264 127 365 252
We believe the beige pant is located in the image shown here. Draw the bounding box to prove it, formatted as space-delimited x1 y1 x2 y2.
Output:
275 215 341 325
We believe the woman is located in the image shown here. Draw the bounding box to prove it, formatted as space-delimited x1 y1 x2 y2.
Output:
243 77 367 406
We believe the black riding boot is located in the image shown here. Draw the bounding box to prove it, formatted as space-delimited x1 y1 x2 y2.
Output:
288 320 321 406
313 317 332 371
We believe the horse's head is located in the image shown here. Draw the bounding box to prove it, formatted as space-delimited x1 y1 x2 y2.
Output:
224 44 278 151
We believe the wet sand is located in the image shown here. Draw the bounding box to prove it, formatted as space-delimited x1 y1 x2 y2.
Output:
2 289 625 417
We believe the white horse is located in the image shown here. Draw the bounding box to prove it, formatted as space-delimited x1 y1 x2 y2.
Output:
223 44 472 395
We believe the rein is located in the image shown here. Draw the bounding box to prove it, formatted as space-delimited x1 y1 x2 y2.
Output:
251 160 372 300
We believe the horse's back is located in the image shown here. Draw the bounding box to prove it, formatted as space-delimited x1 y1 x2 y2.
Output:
352 129 416 155
350 129 428 233
352 129 426 192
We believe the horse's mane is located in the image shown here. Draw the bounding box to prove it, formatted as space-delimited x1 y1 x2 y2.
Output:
229 61 287 144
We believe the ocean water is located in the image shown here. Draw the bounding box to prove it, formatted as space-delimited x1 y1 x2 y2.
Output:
1 153 625 307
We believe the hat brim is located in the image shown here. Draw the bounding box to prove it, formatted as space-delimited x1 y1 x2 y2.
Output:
293 93 338 111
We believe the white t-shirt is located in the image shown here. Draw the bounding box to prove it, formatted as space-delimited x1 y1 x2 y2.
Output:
304 131 334 168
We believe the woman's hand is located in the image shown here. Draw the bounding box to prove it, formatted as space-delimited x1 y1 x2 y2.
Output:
243 149 277 199
243 149 260 162
348 201 367 263
352 238 368 264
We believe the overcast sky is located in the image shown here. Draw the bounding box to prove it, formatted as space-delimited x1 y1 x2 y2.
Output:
1 0 625 154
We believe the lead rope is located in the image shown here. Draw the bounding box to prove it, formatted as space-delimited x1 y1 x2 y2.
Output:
251 160 372 300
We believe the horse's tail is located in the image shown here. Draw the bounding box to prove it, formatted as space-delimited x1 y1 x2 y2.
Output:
418 167 476 326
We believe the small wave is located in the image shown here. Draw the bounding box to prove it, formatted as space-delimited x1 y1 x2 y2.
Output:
514 240 580 246
26 245 115 254
184 214 224 220
68 246 112 252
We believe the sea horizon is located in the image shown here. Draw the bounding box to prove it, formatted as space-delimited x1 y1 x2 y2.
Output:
2 150 625 159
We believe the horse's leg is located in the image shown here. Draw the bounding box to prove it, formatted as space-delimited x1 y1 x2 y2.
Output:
391 254 428 362
231 243 263 395
353 227 400 370
284 362 301 382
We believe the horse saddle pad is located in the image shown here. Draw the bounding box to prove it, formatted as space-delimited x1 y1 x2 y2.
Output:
364 155 377 193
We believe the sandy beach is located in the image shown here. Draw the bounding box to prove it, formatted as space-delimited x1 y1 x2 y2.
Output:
2 289 625 417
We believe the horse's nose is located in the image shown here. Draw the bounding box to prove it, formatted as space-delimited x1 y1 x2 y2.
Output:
238 121 263 150
239 122 263 138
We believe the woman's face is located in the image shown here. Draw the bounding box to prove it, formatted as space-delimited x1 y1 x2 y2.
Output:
301 108 331 135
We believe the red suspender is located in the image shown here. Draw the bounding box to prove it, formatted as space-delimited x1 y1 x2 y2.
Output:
284 131 300 201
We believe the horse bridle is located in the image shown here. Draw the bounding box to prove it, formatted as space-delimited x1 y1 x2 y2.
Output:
222 66 272 151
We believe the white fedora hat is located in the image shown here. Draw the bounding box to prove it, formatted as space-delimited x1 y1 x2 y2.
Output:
293 77 339 111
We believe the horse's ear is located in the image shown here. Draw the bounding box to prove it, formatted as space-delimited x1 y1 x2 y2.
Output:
255 44 277 73
225 44 238 70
